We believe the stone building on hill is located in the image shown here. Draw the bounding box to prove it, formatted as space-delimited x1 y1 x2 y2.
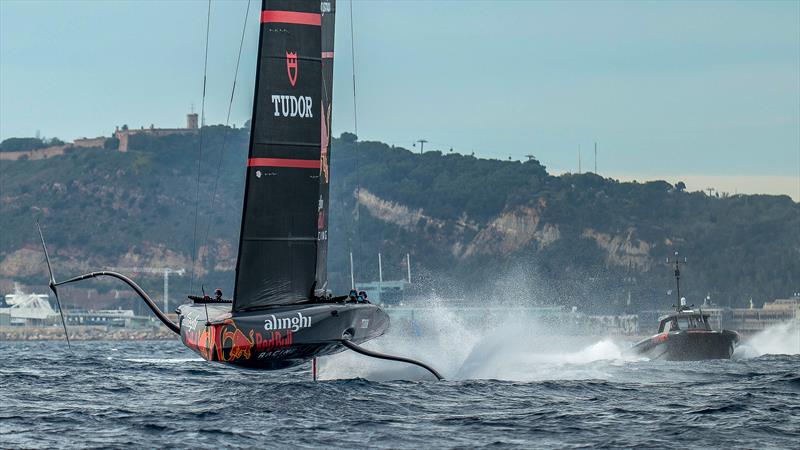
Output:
73 136 107 148
115 113 199 152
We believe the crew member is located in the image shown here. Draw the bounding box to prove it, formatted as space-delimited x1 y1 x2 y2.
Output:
358 291 368 303
214 288 223 302
348 289 358 303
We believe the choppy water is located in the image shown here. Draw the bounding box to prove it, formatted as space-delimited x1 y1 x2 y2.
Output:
1 320 798 449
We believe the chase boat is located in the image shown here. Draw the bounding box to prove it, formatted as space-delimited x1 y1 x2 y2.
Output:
629 252 739 361
630 300 739 360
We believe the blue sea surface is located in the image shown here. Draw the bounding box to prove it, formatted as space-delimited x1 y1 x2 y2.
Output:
0 340 798 449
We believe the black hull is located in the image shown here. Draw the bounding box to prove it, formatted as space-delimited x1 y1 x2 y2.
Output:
177 302 389 370
630 330 739 361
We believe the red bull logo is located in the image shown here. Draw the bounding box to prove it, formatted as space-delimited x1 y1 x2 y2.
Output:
183 318 295 363
218 320 255 361
255 330 293 354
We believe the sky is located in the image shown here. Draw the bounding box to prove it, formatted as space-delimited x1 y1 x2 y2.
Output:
1 0 798 199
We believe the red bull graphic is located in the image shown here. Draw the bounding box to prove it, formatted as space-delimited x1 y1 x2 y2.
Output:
182 318 294 363
218 320 255 361
183 325 217 361
255 330 293 354
320 103 331 183
195 327 214 361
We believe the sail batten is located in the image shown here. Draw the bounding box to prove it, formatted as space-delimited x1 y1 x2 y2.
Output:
233 0 331 311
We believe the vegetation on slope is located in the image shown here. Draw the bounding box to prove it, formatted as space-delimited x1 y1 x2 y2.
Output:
0 128 797 312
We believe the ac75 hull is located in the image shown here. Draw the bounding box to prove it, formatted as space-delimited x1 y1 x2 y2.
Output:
630 330 739 361
177 302 389 370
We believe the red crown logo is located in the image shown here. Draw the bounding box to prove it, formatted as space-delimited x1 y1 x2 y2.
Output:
286 51 298 87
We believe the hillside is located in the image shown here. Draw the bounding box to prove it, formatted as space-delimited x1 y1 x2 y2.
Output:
1 127 797 312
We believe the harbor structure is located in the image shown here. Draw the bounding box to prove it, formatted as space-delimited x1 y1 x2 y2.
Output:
0 284 161 330
0 285 59 326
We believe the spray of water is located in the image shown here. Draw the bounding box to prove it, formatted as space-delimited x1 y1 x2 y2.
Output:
319 295 638 382
734 321 800 358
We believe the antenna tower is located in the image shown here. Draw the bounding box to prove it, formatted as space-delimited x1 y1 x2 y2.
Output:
667 252 688 304
414 139 428 154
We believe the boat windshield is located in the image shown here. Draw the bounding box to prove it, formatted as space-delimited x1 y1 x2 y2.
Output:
677 315 708 330
660 315 709 332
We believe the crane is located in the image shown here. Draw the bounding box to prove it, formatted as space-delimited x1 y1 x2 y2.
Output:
109 267 185 313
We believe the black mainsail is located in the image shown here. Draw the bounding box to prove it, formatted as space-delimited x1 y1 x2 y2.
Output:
234 0 328 310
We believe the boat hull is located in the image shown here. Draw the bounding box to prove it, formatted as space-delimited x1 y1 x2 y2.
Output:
630 330 739 361
176 302 389 369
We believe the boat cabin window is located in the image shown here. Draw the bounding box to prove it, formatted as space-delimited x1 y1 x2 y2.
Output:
676 315 708 330
659 318 678 333
695 315 710 330
659 315 710 332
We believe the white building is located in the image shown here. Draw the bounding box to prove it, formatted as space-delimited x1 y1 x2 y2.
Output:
0 284 59 326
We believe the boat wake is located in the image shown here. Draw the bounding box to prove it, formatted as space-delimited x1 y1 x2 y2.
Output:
734 321 800 358
121 358 205 364
319 299 640 382
319 300 799 380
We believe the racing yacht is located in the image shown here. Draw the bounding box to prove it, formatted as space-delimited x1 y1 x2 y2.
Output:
39 0 441 379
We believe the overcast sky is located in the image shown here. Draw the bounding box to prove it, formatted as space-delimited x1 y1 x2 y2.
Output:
1 0 798 198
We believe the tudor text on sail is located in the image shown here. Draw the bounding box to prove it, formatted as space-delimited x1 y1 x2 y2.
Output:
271 95 313 118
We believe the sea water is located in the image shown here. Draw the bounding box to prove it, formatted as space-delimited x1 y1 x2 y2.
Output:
0 311 797 448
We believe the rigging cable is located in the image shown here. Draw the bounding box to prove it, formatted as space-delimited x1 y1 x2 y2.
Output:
198 0 252 279
349 0 362 288
189 0 212 294
349 0 358 138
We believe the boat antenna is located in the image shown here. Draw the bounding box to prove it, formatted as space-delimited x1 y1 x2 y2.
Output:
198 0 252 280
189 0 213 295
667 251 687 309
37 222 70 350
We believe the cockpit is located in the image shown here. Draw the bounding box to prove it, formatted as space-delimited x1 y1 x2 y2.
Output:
658 314 711 333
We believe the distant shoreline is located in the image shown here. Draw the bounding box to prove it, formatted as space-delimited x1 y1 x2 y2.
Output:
0 326 175 341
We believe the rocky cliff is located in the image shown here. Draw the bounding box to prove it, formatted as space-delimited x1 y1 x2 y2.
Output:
1 129 797 312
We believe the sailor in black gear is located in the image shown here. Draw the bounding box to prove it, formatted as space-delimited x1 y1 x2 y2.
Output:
358 291 368 303
214 288 223 301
